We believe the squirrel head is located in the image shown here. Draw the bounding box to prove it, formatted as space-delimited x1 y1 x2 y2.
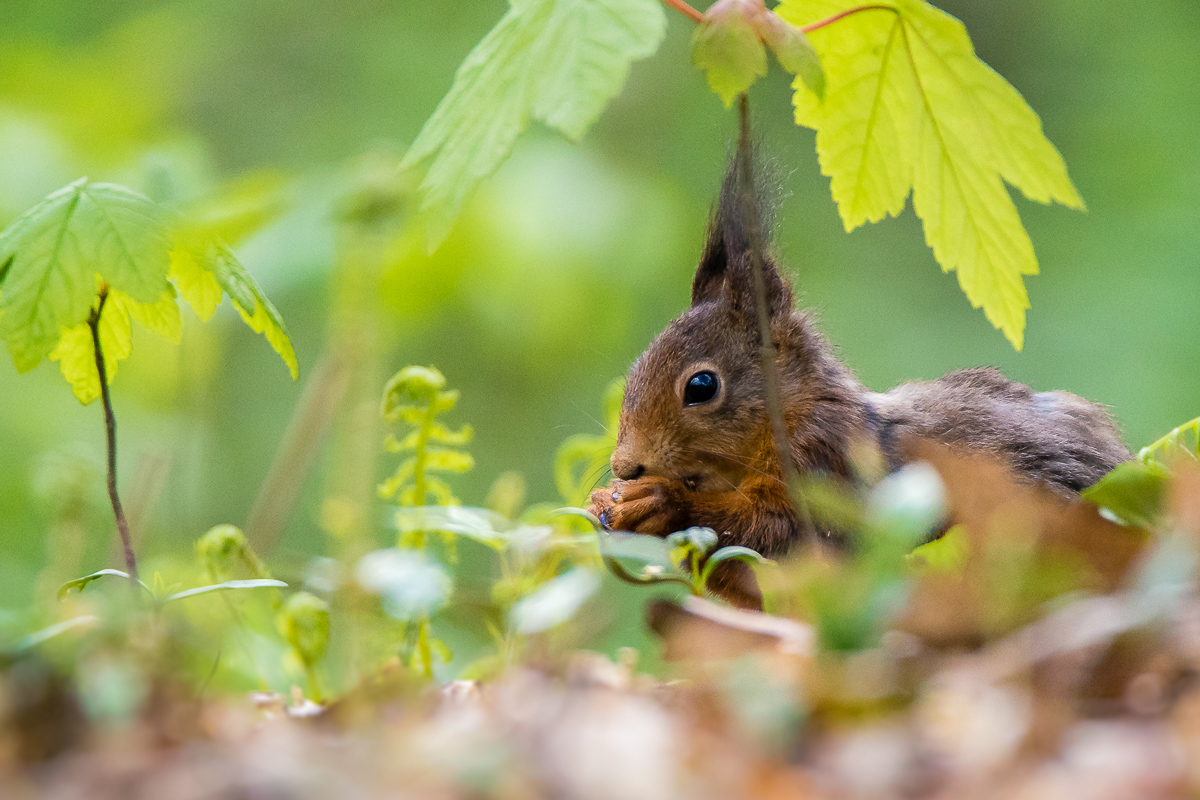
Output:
611 151 854 492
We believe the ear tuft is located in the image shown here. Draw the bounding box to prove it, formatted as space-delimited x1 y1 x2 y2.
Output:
690 137 793 318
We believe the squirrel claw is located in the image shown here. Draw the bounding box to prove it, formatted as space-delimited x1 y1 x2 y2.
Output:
592 476 689 537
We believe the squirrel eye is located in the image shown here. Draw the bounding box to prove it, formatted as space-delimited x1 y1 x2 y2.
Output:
683 371 719 406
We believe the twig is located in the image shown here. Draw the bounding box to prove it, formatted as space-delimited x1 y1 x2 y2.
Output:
800 4 897 33
660 0 894 30
663 0 704 23
735 94 814 540
88 286 138 583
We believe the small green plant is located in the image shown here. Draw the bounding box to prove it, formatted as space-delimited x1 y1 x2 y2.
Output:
559 508 772 598
279 592 331 702
0 179 296 585
56 568 285 607
387 503 601 673
197 524 273 584
668 527 774 596
373 365 474 677
378 365 474 542
1084 415 1200 530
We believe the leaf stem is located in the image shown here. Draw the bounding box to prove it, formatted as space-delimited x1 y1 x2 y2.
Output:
416 618 433 679
88 286 138 584
303 662 325 703
799 4 897 33
662 0 704 23
660 0 893 29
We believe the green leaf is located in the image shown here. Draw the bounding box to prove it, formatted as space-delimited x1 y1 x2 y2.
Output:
0 179 171 374
1139 416 1200 467
178 171 290 248
759 10 824 98
692 0 769 107
355 549 452 621
48 289 182 404
168 245 223 321
866 460 947 546
173 238 298 379
552 505 604 531
700 545 773 590
510 567 601 634
393 506 586 553
18 615 100 651
424 447 475 473
164 578 287 603
393 505 511 549
400 0 666 245
1082 460 1170 531
196 524 271 582
385 431 420 453
601 530 678 568
0 177 295 402
378 458 417 499
58 569 151 600
433 389 461 414
666 526 720 556
692 0 823 106
429 422 474 446
382 366 447 412
566 511 693 588
279 591 331 667
777 0 1083 350
906 523 969 573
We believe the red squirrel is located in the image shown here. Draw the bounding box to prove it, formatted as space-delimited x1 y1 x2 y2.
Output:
587 143 1131 568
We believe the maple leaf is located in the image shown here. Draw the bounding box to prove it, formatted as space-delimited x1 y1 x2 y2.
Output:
0 179 171 374
0 178 296 404
170 236 298 380
777 0 1084 349
400 0 666 247
49 289 183 405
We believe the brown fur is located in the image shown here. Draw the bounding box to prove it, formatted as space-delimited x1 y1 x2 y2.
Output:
588 150 1131 571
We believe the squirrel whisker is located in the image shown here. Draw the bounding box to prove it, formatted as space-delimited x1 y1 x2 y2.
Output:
681 445 788 489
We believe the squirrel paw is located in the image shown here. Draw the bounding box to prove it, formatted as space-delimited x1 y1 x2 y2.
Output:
588 476 688 537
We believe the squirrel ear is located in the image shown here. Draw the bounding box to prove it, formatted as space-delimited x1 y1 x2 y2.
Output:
690 218 730 306
690 146 793 318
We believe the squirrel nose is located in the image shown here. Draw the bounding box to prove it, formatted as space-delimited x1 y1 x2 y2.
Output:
611 451 645 481
613 462 645 481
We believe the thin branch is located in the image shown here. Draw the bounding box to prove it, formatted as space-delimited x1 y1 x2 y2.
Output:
663 0 704 23
660 0 893 30
800 4 897 33
89 286 138 583
735 94 814 540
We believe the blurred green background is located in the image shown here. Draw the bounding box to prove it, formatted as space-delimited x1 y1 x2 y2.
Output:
1 0 1197 620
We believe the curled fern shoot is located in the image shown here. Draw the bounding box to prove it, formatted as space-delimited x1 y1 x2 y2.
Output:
378 365 474 554
279 591 331 702
376 365 473 679
197 524 272 584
